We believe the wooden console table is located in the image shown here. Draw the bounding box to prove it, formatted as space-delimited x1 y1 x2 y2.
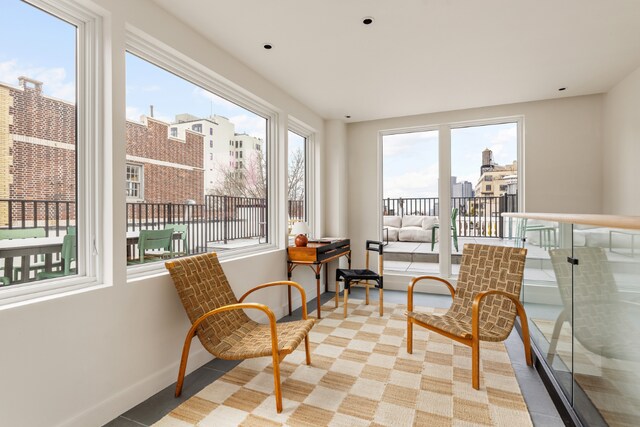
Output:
287 239 351 319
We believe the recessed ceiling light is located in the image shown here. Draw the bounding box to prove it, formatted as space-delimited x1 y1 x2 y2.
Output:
362 17 374 25
263 43 273 50
558 87 567 91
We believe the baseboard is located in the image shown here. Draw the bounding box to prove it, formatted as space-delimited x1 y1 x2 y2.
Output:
58 348 212 427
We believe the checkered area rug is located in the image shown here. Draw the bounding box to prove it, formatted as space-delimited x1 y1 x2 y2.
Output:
154 300 532 426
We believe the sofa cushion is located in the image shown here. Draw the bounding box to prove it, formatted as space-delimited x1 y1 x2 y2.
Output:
422 216 438 230
399 226 433 242
402 215 425 228
383 215 402 228
384 227 399 242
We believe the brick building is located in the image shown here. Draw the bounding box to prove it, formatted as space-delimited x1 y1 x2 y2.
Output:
0 76 204 226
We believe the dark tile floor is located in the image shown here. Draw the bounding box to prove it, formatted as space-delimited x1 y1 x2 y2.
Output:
104 288 564 426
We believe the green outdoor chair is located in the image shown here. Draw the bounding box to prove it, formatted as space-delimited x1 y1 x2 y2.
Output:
431 208 459 252
165 223 188 256
36 234 77 280
1 276 9 286
0 228 48 281
129 228 174 264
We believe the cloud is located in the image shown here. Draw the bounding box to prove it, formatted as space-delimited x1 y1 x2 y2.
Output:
0 59 75 102
194 87 238 110
384 164 439 198
126 106 144 121
488 126 517 163
229 114 266 139
384 131 438 157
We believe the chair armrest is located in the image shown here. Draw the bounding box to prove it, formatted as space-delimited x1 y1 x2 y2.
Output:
239 281 309 320
181 302 279 365
407 276 455 312
471 290 528 340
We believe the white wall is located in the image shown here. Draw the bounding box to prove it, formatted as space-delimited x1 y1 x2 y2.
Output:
0 1 325 426
346 95 603 267
603 65 640 214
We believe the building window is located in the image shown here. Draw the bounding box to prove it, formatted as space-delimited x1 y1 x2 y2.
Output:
485 185 492 191
209 128 213 135
240 141 243 148
125 39 272 267
484 175 493 181
170 127 178 137
239 151 243 158
0 0 101 298
209 140 213 148
126 164 143 199
500 185 508 191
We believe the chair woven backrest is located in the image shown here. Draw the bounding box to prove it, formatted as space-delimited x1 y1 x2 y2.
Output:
165 252 250 350
549 247 624 353
451 244 527 340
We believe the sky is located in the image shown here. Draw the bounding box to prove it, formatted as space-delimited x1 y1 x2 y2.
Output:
0 0 265 139
383 122 517 198
0 0 76 101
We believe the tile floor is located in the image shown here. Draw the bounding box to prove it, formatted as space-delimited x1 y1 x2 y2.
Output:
104 288 565 427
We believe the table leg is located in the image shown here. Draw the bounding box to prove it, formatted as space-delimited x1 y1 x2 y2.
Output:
5 257 14 283
287 263 293 316
315 263 322 319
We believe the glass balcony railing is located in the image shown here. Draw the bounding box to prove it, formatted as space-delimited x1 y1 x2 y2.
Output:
505 213 640 427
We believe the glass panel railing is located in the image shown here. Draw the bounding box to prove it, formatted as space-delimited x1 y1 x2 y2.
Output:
521 219 574 404
571 225 640 426
513 212 640 426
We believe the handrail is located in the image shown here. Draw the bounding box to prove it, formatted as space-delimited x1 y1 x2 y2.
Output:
502 212 640 230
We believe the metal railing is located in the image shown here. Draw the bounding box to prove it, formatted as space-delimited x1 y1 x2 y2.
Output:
383 194 518 238
2 197 304 253
0 199 75 236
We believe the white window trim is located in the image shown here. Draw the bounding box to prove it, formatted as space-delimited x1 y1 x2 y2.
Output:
287 118 316 241
125 26 279 278
0 0 103 309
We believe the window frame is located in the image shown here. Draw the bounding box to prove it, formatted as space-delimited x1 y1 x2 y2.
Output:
125 27 279 274
125 163 144 201
0 0 103 308
287 118 316 239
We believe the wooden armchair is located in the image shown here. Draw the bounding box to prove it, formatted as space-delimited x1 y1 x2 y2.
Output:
406 244 532 389
165 252 315 413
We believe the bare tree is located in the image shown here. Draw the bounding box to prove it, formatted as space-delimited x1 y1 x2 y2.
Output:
210 145 305 202
210 150 266 198
288 147 305 201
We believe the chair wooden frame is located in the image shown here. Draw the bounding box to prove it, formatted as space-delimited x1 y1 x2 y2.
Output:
407 246 533 390
167 254 313 414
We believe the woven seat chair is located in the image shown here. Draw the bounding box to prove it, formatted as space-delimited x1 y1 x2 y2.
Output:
165 252 314 413
406 243 532 389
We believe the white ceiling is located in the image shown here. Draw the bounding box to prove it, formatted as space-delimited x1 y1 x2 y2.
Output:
151 0 640 122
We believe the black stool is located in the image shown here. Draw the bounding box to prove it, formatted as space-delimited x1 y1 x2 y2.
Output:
335 240 384 317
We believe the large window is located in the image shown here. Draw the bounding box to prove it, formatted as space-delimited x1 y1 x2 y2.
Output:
0 0 100 300
287 127 312 238
125 46 270 268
